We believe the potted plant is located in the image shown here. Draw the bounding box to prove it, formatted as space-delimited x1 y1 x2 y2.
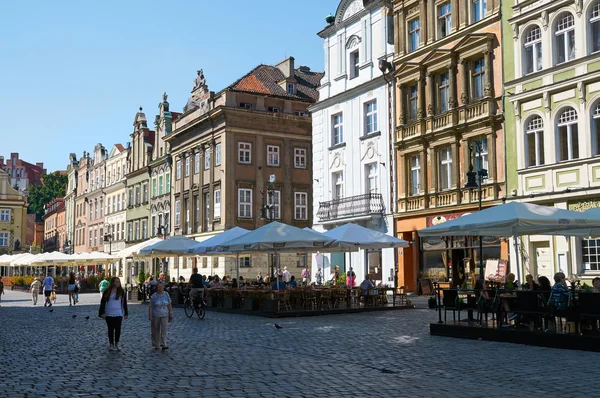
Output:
428 296 437 309
457 297 465 310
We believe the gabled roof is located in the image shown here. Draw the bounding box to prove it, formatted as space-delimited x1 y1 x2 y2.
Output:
226 65 323 102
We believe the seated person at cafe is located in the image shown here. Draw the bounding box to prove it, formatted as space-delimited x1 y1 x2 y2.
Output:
231 278 238 288
360 277 374 296
288 275 297 288
209 275 221 288
550 272 570 309
592 277 600 293
188 268 204 302
525 274 540 290
504 273 517 290
271 278 286 290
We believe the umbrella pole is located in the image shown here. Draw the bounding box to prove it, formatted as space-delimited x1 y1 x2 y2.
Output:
177 256 179 282
236 253 239 285
513 235 521 283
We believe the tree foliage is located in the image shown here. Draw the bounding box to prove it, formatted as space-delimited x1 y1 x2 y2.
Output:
27 171 68 217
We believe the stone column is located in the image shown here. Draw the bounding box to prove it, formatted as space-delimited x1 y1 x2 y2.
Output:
197 149 204 231
397 84 405 125
208 141 215 231
427 0 435 44
451 142 458 189
451 0 459 33
429 146 438 192
427 72 435 116
484 50 493 97
448 63 457 110
420 1 427 46
394 11 400 55
460 59 469 105
419 150 427 195
486 133 496 183
398 9 406 56
188 150 196 234
461 0 469 28
417 73 425 119
399 153 407 197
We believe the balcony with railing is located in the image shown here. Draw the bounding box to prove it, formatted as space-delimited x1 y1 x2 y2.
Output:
317 193 385 223
458 98 494 124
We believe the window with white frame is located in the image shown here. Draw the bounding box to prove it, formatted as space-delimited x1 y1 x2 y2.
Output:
238 142 251 164
267 145 280 166
112 196 116 213
238 188 252 218
121 192 126 210
295 192 308 220
409 155 421 196
205 148 211 170
165 173 171 193
582 238 600 271
239 256 252 268
591 2 600 54
438 2 452 39
134 222 140 241
333 171 344 199
158 175 164 196
472 58 485 99
554 13 575 65
294 148 306 168
439 147 453 190
526 116 545 167
474 137 489 172
472 0 486 23
142 219 147 240
107 197 111 215
194 153 200 173
175 200 181 227
185 156 190 176
332 113 344 145
215 144 222 166
408 18 420 52
142 183 148 203
0 209 10 222
524 26 542 75
214 189 221 219
152 178 157 198
365 101 378 134
89 229 93 247
128 223 133 242
557 107 579 161
350 50 360 78
593 103 600 156
0 232 7 247
268 190 281 219
366 163 378 193
184 198 189 232
408 85 418 121
438 72 450 113
176 160 181 180
288 83 295 94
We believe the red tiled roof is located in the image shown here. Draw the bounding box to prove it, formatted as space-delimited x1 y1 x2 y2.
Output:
227 65 323 102
115 144 125 151
171 112 182 120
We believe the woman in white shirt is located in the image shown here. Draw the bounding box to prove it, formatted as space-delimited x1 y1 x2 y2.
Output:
98 277 128 351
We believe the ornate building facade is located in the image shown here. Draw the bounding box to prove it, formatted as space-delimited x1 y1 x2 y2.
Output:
0 169 27 256
503 0 600 283
392 0 506 291
103 144 128 255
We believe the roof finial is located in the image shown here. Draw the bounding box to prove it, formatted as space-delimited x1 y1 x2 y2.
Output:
163 92 168 102
139 106 143 112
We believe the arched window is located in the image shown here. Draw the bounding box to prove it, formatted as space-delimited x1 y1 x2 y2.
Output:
592 102 600 155
591 2 600 54
523 26 542 74
526 116 544 167
557 107 579 161
554 13 575 65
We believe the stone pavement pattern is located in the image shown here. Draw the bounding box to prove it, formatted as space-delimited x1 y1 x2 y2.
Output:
0 290 598 398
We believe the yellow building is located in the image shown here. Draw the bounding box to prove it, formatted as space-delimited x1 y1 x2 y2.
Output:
0 168 28 253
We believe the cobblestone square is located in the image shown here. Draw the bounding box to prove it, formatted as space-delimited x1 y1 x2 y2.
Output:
0 290 598 398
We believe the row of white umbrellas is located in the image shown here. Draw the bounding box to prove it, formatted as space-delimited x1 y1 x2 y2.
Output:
0 251 122 267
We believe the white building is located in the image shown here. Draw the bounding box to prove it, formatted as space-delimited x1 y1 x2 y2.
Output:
310 0 396 285
64 154 79 254
104 144 129 255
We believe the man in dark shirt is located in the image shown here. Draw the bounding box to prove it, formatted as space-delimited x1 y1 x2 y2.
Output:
188 268 204 304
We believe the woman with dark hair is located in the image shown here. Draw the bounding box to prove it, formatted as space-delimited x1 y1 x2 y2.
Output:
98 277 128 351
68 272 76 306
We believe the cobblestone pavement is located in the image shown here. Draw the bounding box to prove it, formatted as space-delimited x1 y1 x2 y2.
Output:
0 290 598 398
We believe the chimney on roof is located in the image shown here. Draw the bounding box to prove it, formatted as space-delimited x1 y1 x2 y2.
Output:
276 57 295 79
0 156 4 167
298 66 311 72
36 162 44 169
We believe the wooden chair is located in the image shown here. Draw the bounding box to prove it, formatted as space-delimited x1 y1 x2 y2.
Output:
302 290 318 310
350 288 361 307
319 289 332 310
393 286 407 306
277 291 292 312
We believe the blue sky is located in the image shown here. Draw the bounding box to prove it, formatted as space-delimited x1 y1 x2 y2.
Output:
0 0 338 172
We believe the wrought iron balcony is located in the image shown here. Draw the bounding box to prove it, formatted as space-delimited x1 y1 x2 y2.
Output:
317 193 384 222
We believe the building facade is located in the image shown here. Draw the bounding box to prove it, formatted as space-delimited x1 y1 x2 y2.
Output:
0 169 27 255
0 153 46 195
43 198 65 252
392 0 506 291
310 0 396 285
74 152 91 254
503 0 600 283
85 144 108 253
64 153 79 254
104 144 128 255
166 60 320 281
125 109 153 247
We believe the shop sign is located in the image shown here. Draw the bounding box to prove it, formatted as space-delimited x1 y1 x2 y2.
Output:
426 211 472 227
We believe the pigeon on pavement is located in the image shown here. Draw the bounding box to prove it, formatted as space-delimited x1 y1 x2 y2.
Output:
49 309 53 313
72 315 77 319
85 316 90 320
274 324 283 329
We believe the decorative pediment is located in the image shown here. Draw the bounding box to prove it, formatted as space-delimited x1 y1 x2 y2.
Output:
338 0 365 23
108 144 123 159
420 49 453 67
454 33 494 60
345 34 362 49
395 62 422 82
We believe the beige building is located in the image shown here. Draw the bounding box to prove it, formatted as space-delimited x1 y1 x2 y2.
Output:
165 59 321 280
0 169 27 256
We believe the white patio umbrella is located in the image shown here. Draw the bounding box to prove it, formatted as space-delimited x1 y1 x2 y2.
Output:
113 238 163 258
73 251 122 264
138 235 202 281
418 202 599 282
188 227 250 255
322 223 409 283
540 207 600 237
217 222 334 289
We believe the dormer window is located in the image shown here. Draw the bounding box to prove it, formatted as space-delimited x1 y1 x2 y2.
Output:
268 107 280 113
287 83 296 94
350 51 360 79
240 103 252 109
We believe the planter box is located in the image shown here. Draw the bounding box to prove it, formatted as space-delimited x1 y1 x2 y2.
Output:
244 298 259 311
224 297 241 309
206 296 217 308
262 299 278 313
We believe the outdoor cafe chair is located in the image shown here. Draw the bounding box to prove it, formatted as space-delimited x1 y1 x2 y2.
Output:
302 290 318 310
513 291 548 331
476 289 498 326
276 291 292 312
442 289 460 322
319 289 332 310
576 292 600 330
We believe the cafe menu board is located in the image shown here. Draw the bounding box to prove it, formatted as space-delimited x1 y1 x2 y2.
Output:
484 259 508 280
420 279 433 296
497 259 507 278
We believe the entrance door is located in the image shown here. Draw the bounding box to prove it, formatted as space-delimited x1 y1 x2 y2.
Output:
451 249 466 287
532 242 553 280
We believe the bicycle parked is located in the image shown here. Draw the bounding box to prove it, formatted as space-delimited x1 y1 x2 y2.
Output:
183 288 206 319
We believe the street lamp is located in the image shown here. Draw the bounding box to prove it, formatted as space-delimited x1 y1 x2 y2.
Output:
260 175 276 280
104 223 113 276
464 140 488 281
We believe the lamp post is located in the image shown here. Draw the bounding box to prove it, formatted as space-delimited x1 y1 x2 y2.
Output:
260 175 276 281
464 140 488 281
104 223 113 275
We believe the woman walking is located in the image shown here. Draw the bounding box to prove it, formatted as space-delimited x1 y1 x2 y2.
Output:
148 282 172 350
98 277 128 351
30 277 41 305
68 272 76 306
